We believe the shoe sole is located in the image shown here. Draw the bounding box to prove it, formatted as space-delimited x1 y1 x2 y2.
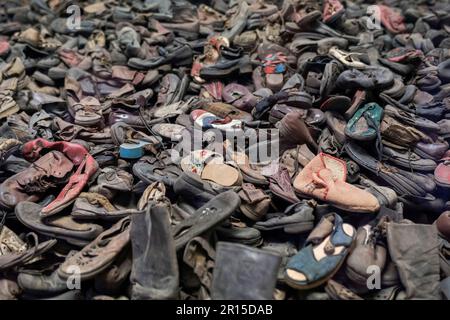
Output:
201 163 240 187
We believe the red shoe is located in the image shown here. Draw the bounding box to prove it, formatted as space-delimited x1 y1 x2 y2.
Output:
378 5 407 34
22 138 99 216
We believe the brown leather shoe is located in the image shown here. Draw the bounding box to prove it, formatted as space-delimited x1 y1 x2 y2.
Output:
381 115 430 150
238 183 271 221
58 217 131 280
0 151 74 209
197 101 253 122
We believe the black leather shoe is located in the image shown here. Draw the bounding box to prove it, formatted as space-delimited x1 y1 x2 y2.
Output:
173 172 219 207
172 191 240 251
128 42 193 69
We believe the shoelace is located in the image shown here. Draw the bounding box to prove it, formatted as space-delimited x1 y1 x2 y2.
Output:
24 232 40 257
364 113 383 161
406 148 415 173
138 104 171 151
0 210 6 235
367 221 387 259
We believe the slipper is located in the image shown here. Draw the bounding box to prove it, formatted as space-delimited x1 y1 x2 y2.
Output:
285 213 355 289
151 97 195 119
263 52 287 92
345 102 384 141
293 152 380 213
266 74 284 92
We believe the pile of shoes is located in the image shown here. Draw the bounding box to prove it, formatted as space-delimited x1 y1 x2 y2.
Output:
0 0 450 300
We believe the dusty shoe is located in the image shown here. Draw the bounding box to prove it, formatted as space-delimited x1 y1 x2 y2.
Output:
0 91 19 120
254 200 315 234
57 217 130 281
182 237 215 299
0 233 56 271
277 111 318 153
71 192 138 221
15 201 104 246
17 270 69 297
345 223 387 286
387 221 441 299
173 190 241 251
238 183 271 221
71 96 103 127
0 225 27 257
94 252 132 295
211 242 281 300
0 151 74 210
130 183 179 300
216 220 262 246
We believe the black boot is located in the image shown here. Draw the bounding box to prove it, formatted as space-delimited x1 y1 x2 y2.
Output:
130 203 179 299
211 242 281 300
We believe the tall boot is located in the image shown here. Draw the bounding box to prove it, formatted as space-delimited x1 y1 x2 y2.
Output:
130 203 179 299
387 222 441 299
211 242 281 300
